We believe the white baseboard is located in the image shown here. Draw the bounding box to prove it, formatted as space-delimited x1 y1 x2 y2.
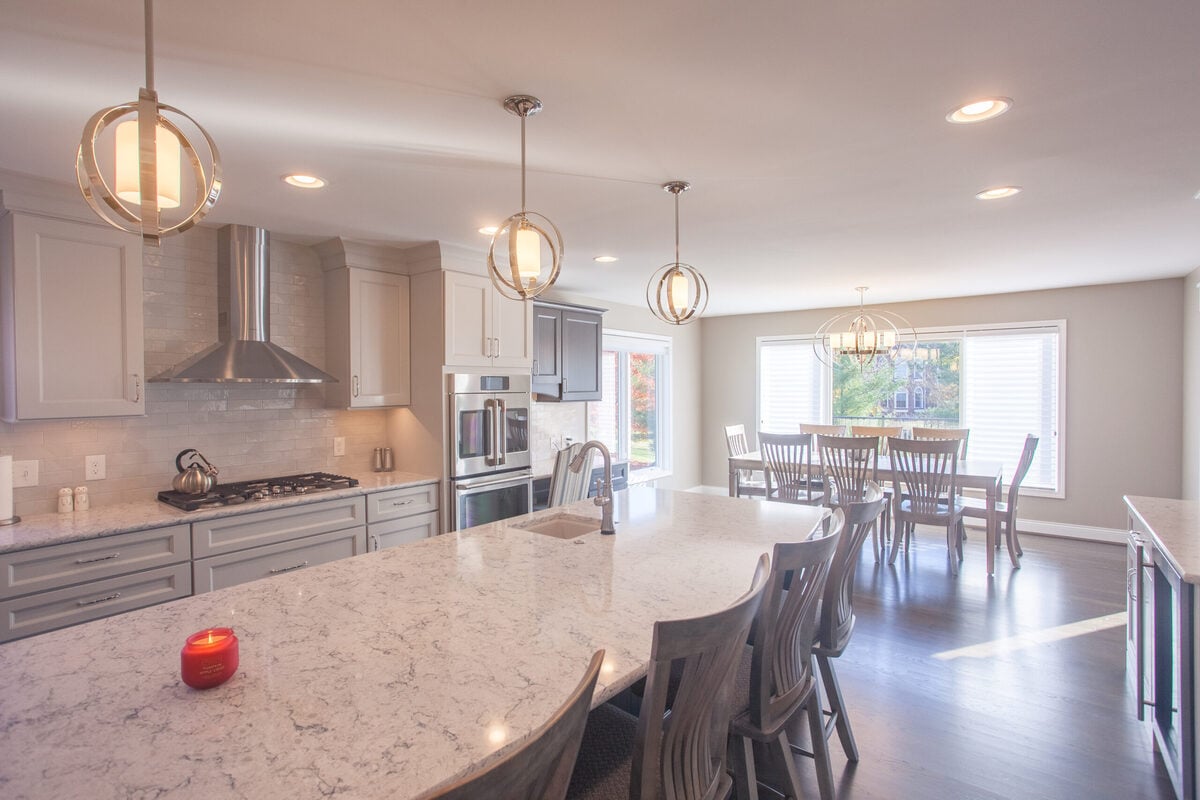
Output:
963 517 1126 545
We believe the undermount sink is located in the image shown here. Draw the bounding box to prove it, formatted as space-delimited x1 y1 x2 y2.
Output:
512 513 601 539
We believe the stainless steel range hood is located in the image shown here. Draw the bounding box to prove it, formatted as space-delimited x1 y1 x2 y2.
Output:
151 225 337 383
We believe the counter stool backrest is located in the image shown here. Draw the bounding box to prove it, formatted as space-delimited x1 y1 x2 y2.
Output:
818 495 887 654
548 443 590 507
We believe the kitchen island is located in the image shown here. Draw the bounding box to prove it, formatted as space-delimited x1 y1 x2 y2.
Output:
0 488 826 799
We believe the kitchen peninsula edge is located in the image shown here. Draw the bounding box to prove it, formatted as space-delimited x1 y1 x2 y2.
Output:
0 488 827 800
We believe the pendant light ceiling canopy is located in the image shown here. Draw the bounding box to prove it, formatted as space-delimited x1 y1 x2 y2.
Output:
814 286 918 369
76 0 221 246
487 95 564 301
646 181 709 325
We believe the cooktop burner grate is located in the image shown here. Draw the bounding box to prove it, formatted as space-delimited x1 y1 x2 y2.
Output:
158 472 360 511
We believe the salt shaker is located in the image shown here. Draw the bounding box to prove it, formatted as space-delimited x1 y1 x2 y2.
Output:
373 448 384 472
73 486 90 512
57 487 74 514
382 447 394 472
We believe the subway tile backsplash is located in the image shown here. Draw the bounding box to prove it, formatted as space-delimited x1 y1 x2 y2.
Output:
1 226 387 517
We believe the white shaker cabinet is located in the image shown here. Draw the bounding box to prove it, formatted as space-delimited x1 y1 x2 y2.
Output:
0 212 145 421
324 267 411 408
443 271 531 369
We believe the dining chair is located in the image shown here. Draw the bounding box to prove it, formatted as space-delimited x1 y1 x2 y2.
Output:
887 437 965 574
812 493 888 764
800 423 846 437
849 424 904 454
729 514 843 800
548 443 591 507
567 554 770 800
725 423 767 499
911 426 970 459
817 434 889 561
760 432 824 506
420 650 605 800
961 435 1039 563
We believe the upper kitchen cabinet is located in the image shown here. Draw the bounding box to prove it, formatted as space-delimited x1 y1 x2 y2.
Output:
319 239 411 409
444 271 531 369
531 301 604 402
0 211 145 422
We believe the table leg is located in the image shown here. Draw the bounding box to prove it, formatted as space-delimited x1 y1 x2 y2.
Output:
986 480 998 576
729 462 738 498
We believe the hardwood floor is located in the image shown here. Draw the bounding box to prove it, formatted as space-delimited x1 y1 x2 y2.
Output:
774 530 1178 800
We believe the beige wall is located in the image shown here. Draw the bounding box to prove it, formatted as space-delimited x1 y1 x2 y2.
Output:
536 289 704 492
1184 268 1200 500
700 279 1184 529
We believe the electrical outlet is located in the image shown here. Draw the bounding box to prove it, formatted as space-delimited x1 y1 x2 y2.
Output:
85 455 106 480
12 460 37 487
333 437 346 457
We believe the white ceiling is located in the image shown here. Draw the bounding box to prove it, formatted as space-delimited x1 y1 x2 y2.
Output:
1 0 1198 315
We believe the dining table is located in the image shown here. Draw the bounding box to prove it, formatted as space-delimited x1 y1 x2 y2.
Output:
728 451 1009 576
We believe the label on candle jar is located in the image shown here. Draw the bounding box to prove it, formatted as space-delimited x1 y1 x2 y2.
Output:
180 627 239 690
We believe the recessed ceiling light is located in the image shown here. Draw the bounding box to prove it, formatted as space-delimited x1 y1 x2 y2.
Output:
946 97 1013 124
975 185 1022 200
283 174 326 189
593 255 618 263
478 226 499 236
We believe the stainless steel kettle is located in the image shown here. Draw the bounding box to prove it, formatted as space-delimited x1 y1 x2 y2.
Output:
173 449 219 495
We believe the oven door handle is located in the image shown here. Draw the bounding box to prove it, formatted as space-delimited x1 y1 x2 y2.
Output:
453 472 532 491
496 398 507 466
483 398 497 466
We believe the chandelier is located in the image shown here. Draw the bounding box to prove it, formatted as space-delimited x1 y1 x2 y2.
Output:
487 95 564 300
646 181 709 325
76 0 221 245
814 286 916 369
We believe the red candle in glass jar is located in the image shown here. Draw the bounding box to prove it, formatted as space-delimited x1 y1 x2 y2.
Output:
180 628 239 689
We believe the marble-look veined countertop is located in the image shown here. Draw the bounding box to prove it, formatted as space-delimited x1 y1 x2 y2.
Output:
1125 495 1200 583
0 488 826 800
0 471 438 554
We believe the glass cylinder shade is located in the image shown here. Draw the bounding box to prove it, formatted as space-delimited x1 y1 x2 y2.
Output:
115 118 182 209
487 211 563 300
514 223 541 282
646 262 708 325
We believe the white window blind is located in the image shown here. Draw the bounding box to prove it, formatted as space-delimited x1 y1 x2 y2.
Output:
757 339 827 433
962 327 1060 491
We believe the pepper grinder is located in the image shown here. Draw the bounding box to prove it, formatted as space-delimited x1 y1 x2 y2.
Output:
382 447 394 472
372 448 384 472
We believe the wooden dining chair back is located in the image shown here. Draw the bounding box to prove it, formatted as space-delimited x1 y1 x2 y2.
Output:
817 434 878 506
730 515 843 800
887 437 966 573
800 423 846 436
548 443 590 507
911 426 970 459
760 432 824 505
725 424 766 498
962 435 1039 562
850 424 904 453
422 650 604 800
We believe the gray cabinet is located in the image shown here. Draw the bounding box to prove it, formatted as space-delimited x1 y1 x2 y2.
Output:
0 211 145 421
366 482 440 550
531 302 604 402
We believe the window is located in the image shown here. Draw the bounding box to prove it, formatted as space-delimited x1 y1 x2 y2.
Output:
588 331 672 478
756 321 1064 495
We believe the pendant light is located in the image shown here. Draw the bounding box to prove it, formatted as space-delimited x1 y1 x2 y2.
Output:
646 181 708 325
76 0 221 245
814 286 917 370
487 95 563 300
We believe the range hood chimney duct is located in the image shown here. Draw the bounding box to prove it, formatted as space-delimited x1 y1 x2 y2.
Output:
151 225 337 383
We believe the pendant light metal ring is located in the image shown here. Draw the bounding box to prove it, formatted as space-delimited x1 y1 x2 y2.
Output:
646 261 709 325
487 210 564 300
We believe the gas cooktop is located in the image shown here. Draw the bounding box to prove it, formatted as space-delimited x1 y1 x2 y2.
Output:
158 472 360 512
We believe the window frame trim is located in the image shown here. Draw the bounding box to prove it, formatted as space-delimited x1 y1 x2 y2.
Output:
590 328 674 480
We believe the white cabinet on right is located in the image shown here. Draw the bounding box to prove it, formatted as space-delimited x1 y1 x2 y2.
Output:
443 271 531 369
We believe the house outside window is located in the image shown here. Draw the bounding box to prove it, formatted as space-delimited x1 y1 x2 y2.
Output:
588 331 672 480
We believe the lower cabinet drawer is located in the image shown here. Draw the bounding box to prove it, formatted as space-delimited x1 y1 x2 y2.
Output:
193 527 368 593
192 496 366 558
0 563 192 643
366 483 438 523
369 511 439 551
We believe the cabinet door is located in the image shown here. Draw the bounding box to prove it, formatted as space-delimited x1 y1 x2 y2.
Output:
3 213 144 421
444 272 493 367
368 511 439 550
349 269 410 407
531 304 562 395
561 308 603 401
492 290 532 368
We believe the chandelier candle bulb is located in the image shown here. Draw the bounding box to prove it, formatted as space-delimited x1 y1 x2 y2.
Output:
181 628 239 690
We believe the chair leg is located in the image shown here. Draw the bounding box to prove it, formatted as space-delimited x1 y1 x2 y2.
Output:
769 732 806 800
806 684 837 800
946 524 959 575
1010 516 1024 557
816 652 859 762
887 521 904 565
1005 518 1021 567
729 733 759 800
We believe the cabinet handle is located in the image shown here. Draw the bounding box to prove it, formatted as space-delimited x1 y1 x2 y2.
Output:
352 375 360 397
77 592 122 607
370 534 380 552
485 337 492 358
269 561 309 575
392 498 415 507
493 338 500 358
75 552 120 564
533 359 539 374
132 374 141 403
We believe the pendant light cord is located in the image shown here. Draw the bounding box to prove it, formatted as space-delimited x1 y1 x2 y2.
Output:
520 113 527 213
674 191 681 264
143 0 155 91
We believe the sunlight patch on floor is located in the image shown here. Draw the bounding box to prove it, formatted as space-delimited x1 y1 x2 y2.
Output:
932 612 1127 661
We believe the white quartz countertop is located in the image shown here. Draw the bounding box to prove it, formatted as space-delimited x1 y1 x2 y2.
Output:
0 471 438 554
0 488 826 800
1125 495 1200 583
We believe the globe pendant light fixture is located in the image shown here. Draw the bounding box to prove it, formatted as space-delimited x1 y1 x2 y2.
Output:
814 286 916 370
646 181 708 325
487 95 563 300
76 0 221 245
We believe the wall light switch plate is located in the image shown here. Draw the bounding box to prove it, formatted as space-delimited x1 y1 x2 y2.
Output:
333 437 346 457
85 455 106 480
12 460 37 487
